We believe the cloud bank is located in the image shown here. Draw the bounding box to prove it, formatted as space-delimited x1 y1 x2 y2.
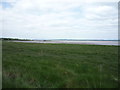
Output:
0 0 119 39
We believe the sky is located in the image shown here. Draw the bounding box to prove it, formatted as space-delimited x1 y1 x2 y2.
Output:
0 0 119 40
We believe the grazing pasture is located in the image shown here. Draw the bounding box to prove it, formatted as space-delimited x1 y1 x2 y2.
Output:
2 41 119 88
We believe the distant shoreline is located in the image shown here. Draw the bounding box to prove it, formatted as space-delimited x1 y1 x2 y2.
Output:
10 40 119 46
1 38 119 41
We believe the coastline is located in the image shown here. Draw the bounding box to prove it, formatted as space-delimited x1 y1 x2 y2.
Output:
11 40 119 46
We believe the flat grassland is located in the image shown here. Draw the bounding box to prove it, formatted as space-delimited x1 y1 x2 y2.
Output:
2 41 119 88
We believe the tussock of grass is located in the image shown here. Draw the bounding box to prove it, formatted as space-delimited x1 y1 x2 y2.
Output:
3 42 119 88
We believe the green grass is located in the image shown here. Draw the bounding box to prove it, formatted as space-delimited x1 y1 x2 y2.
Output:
2 41 119 88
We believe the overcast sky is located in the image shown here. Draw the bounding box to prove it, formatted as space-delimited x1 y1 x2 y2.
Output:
0 0 119 40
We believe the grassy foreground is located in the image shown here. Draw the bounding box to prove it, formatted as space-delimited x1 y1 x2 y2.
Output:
2 41 119 88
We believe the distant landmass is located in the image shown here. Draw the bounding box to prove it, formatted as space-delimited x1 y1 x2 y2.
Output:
1 38 33 41
1 38 119 41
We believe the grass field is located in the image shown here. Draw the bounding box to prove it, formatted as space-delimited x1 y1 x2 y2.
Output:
2 41 119 88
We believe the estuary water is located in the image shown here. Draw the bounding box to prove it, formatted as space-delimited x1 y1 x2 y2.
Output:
13 40 119 46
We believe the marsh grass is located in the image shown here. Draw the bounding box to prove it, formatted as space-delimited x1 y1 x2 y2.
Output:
2 41 119 88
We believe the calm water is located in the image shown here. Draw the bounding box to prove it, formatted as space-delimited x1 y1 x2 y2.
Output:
13 40 119 46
